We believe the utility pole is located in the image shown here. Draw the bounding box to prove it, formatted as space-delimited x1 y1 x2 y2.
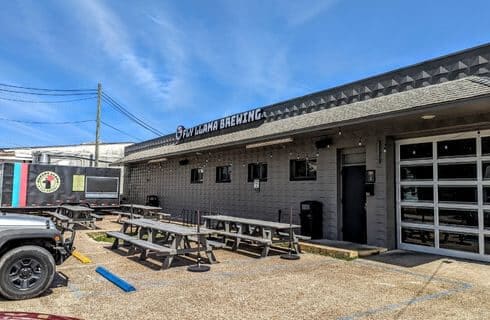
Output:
95 83 102 167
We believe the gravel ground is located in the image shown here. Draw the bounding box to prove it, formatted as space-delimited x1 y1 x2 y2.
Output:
0 216 489 320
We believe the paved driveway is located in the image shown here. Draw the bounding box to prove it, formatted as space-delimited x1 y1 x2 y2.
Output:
1 226 489 320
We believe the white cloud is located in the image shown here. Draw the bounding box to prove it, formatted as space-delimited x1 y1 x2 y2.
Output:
69 1 174 104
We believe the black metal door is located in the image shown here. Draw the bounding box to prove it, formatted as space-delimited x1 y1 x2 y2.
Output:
342 165 367 244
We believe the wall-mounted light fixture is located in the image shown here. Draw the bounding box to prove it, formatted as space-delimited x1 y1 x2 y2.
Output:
245 137 293 149
148 157 168 163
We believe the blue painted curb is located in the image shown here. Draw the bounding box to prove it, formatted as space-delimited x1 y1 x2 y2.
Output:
95 266 136 293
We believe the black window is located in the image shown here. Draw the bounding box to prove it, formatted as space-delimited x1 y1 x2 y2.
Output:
438 186 477 203
401 207 434 224
400 165 433 180
438 163 477 180
401 228 434 247
485 211 490 230
401 186 433 202
439 209 478 228
482 136 490 155
216 166 231 183
439 232 479 253
190 168 203 184
483 187 490 204
248 163 267 182
290 159 317 181
400 142 432 160
437 138 476 158
482 162 490 180
485 236 490 255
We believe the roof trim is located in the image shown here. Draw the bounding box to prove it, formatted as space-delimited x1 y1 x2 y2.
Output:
114 77 490 165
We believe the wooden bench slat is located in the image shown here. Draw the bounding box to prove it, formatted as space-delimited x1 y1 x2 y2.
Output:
187 236 227 249
212 230 272 244
131 239 176 255
106 231 175 255
277 232 311 240
153 212 171 217
106 231 138 242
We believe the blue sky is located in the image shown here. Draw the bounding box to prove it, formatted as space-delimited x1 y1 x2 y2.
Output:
0 0 489 147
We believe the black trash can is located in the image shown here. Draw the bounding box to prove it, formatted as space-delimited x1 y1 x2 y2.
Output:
146 195 160 207
300 201 323 239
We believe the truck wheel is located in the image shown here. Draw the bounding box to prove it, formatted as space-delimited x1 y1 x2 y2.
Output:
0 245 55 300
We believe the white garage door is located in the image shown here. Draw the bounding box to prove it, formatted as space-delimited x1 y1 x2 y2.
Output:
396 130 490 261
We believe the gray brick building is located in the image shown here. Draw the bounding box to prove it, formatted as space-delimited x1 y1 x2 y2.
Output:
115 43 490 262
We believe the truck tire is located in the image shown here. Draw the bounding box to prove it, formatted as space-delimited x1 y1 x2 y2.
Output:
0 245 55 300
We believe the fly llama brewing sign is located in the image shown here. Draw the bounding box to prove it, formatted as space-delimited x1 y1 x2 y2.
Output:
175 108 263 143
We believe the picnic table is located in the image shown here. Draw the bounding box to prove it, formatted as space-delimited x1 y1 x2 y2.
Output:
52 205 97 229
203 215 306 256
119 204 170 221
107 218 216 269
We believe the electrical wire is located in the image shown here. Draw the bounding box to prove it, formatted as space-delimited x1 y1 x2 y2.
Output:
101 93 164 136
0 95 97 103
0 83 96 92
0 88 96 96
101 120 142 141
0 118 94 125
102 93 163 136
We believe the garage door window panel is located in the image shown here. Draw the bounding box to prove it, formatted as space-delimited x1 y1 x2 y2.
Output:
401 186 434 202
437 138 476 158
438 186 477 204
400 165 433 181
438 209 478 228
439 232 479 253
401 228 434 247
438 163 477 180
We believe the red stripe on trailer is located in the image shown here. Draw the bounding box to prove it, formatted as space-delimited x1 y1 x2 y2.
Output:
19 163 28 207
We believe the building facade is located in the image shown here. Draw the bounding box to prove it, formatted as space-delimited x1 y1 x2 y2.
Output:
116 44 490 262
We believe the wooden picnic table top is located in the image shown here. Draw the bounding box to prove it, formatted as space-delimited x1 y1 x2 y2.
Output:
124 218 212 236
59 205 94 212
202 215 300 230
120 204 162 211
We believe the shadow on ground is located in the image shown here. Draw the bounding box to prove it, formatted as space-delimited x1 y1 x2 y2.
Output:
363 249 490 268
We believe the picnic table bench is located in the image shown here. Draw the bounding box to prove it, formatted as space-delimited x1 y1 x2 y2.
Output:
45 211 72 229
49 205 97 229
211 230 273 257
108 210 143 223
107 231 177 263
203 215 304 256
106 218 216 269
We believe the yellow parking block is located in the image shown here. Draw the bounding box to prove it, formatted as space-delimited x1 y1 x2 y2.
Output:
72 250 92 264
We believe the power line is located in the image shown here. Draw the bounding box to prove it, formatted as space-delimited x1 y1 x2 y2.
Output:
0 95 97 103
101 92 164 136
0 88 96 96
102 93 163 136
0 83 96 92
101 120 142 141
0 118 94 125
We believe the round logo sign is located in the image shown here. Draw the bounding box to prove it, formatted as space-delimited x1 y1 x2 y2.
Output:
175 125 185 141
35 171 61 193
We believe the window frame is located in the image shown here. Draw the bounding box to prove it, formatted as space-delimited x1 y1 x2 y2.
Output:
289 159 317 181
247 163 268 182
215 165 231 183
190 168 204 184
